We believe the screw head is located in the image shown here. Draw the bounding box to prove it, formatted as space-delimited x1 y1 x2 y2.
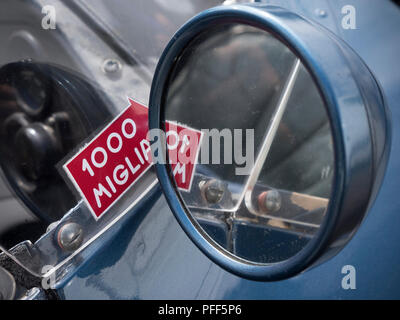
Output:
201 179 225 204
57 222 84 252
258 189 282 213
102 58 122 74
315 8 328 18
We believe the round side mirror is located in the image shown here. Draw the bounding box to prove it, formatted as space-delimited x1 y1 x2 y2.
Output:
149 4 389 280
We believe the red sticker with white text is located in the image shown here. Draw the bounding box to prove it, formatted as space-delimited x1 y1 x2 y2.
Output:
63 98 202 220
165 121 203 192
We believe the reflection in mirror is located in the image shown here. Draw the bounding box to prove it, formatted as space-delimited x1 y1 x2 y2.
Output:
164 24 334 263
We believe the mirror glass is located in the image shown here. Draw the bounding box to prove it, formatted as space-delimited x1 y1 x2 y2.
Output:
163 24 335 264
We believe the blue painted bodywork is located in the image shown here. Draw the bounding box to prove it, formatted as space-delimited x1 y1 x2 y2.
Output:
58 0 400 299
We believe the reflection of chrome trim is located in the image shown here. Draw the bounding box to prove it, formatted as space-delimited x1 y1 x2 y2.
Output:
257 214 320 229
256 190 328 228
241 58 301 215
241 215 319 229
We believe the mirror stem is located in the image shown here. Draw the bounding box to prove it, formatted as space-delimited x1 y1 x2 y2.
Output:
239 58 301 215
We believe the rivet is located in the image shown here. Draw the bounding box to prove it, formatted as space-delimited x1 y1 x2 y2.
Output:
201 179 225 204
57 222 84 252
258 189 282 213
102 58 122 74
315 8 328 18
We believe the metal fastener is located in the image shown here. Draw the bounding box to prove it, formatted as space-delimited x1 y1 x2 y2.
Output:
102 58 122 74
57 222 84 252
315 8 328 18
201 179 225 204
258 189 282 213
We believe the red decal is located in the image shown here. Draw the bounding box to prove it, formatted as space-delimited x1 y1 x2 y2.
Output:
165 122 203 192
64 99 152 219
63 98 202 220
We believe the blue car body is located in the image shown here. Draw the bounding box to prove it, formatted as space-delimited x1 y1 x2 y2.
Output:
0 0 399 300
54 0 400 299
